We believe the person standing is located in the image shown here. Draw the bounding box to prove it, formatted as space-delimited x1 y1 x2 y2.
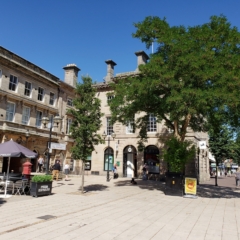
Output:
52 160 61 181
64 161 70 181
37 155 44 173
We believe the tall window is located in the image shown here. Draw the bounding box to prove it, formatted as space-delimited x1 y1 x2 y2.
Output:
24 81 32 97
126 119 135 134
9 75 18 91
36 111 42 127
67 98 73 106
6 102 15 121
38 87 44 101
106 117 113 135
104 147 114 171
147 114 157 132
49 92 55 105
22 106 30 125
107 95 114 104
66 118 72 134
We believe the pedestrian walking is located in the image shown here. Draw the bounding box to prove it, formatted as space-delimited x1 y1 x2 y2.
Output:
52 159 61 181
37 155 44 173
142 163 148 180
112 164 118 179
64 161 70 181
235 169 240 187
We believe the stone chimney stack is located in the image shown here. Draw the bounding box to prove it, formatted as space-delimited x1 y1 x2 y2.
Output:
105 60 117 83
63 64 80 88
135 51 149 71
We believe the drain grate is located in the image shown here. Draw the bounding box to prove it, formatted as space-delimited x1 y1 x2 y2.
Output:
37 215 56 220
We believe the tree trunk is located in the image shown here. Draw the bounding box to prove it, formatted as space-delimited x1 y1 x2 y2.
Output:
81 161 85 193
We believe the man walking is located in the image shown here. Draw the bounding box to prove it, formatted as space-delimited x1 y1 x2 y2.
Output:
52 160 61 181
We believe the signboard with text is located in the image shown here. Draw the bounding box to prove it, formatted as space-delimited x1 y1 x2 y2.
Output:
49 142 66 150
185 177 197 195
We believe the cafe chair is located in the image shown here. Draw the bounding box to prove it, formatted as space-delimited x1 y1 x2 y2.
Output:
0 180 5 192
14 181 24 196
22 179 30 195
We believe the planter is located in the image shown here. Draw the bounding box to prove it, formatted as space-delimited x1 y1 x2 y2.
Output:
164 172 184 196
30 181 52 197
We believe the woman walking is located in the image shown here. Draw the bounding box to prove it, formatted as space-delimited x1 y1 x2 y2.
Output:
64 161 70 181
37 155 44 173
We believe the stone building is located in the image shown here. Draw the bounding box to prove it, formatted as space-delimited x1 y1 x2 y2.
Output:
0 46 75 173
0 46 210 183
91 51 210 183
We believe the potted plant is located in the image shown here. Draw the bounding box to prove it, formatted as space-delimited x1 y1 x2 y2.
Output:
30 175 53 197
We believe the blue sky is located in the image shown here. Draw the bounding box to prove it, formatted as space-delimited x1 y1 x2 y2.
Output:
1 0 240 83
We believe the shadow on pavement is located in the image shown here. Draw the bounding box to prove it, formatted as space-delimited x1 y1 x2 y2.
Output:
80 184 109 192
114 179 166 192
115 179 240 199
197 184 240 198
0 199 7 205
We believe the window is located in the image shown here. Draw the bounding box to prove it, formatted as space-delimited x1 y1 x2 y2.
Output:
147 114 157 132
107 95 114 104
38 87 44 101
67 98 73 106
104 147 114 171
22 106 30 125
106 117 113 135
66 118 72 134
126 119 135 134
36 111 42 127
9 75 18 91
6 102 15 121
49 92 55 105
24 81 32 97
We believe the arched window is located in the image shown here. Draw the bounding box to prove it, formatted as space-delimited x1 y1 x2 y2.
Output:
104 147 114 171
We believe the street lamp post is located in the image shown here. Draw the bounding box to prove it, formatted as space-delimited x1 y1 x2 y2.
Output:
42 114 62 174
102 131 116 182
25 129 30 147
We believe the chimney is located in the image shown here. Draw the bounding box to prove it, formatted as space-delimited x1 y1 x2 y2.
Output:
63 64 80 87
135 51 149 71
105 60 116 83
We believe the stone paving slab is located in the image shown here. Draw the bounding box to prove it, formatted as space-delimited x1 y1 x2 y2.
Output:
0 175 239 239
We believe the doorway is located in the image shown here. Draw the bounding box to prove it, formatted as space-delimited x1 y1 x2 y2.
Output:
123 145 137 178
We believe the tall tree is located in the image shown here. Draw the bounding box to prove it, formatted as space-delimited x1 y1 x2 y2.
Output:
68 76 104 193
109 15 240 149
209 125 236 186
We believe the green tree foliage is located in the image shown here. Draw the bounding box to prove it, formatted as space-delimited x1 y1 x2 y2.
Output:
163 137 196 173
109 15 240 148
68 76 104 193
208 125 237 186
209 126 235 164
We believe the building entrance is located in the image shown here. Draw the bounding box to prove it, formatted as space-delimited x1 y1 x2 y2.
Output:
123 145 137 178
144 145 160 174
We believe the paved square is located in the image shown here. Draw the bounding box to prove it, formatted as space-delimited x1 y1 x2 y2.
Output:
0 175 239 240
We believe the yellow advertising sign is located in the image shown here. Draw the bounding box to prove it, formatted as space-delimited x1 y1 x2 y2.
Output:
185 178 197 195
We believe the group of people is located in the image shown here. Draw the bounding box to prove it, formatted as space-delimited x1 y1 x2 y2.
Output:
37 155 70 181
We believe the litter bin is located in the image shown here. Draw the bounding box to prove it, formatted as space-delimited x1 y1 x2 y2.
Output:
165 172 183 196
